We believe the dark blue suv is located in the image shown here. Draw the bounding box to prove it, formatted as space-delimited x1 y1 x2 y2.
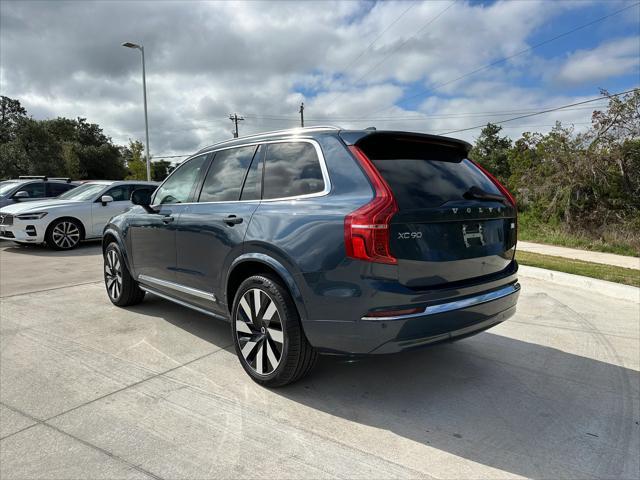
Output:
103 127 520 386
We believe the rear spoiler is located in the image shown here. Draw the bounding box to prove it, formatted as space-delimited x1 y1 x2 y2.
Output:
339 130 472 154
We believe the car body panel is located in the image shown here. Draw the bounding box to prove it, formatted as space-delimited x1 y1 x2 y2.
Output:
0 181 157 246
104 127 519 355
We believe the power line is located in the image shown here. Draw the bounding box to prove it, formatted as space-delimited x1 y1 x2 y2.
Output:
436 88 637 135
321 1 419 108
364 1 640 117
324 0 458 112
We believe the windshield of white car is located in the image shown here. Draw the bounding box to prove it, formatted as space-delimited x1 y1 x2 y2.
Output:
57 183 106 201
0 181 20 196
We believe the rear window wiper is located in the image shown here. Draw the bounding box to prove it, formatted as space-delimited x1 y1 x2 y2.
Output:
463 186 506 203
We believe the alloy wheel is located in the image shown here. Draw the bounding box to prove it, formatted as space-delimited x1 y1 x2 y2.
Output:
235 288 284 375
104 249 123 300
52 221 80 249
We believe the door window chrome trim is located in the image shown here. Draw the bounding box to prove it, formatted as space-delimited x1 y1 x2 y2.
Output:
138 274 216 302
141 286 226 321
361 283 520 321
150 139 331 207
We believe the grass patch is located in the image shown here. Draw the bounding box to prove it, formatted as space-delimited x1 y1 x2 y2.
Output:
518 214 639 257
516 251 640 288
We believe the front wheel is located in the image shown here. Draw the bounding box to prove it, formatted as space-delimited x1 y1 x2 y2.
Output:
232 275 317 387
104 242 145 306
46 218 82 250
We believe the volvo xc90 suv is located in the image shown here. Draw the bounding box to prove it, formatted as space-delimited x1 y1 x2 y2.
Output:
103 127 520 387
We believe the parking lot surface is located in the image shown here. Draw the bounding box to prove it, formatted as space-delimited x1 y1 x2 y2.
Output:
0 241 638 479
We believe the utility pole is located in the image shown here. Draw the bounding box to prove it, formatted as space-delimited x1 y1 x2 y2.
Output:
299 102 304 127
229 113 244 138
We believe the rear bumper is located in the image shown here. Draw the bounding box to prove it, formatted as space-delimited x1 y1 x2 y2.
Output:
303 279 520 355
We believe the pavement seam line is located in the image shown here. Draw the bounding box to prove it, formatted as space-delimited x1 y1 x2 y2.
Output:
0 344 232 443
0 280 103 299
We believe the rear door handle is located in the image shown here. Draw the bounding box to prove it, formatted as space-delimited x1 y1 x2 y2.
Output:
162 215 175 224
224 215 243 226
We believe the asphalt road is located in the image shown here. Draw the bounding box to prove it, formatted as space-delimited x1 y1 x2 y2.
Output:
0 240 638 479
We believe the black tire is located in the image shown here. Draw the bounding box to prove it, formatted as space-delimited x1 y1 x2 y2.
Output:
46 218 82 250
232 274 317 387
104 242 145 307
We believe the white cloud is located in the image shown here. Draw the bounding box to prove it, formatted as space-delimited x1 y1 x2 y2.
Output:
555 37 640 85
0 0 635 157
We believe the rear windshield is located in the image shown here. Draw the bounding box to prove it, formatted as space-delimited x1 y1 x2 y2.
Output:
360 136 501 210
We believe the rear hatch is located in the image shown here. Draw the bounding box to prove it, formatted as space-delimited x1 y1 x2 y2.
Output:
355 133 516 288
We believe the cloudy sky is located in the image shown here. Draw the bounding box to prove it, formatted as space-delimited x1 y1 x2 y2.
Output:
1 0 639 160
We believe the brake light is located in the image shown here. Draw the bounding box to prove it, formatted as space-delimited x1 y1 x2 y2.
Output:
345 146 398 264
470 160 516 207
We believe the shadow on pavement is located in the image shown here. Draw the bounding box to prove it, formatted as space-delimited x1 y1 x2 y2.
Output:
0 241 101 257
134 292 638 479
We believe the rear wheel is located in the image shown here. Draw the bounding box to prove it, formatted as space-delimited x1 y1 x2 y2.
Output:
46 218 82 250
232 275 317 387
104 242 145 306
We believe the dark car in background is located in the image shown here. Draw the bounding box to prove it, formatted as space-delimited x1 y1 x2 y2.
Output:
0 176 77 208
102 127 520 387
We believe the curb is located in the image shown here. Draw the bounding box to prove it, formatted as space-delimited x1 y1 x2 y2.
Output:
518 265 640 302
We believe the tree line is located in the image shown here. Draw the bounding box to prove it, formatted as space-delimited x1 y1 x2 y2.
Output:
1 90 637 251
0 96 171 181
470 89 639 253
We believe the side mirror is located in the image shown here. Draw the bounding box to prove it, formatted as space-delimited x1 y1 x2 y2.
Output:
131 189 155 213
13 191 29 200
101 195 114 206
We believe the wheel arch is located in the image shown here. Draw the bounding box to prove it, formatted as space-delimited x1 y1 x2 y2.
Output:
226 253 308 324
46 216 87 241
102 227 135 276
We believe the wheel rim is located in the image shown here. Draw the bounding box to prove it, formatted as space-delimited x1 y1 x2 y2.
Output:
235 288 284 376
52 221 80 248
104 249 123 300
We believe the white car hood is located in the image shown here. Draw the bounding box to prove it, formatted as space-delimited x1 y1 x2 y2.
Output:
0 199 86 215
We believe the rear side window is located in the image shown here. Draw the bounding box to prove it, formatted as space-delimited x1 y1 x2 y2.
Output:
360 137 501 210
240 145 263 201
263 142 325 199
199 146 258 202
47 182 75 196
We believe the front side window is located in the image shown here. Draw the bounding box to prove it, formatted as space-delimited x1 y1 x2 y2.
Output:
153 155 208 205
58 183 107 201
199 146 258 202
14 182 45 198
263 142 325 199
103 185 132 202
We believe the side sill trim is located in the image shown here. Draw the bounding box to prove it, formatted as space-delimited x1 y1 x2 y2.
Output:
140 286 227 322
361 282 520 321
138 274 216 302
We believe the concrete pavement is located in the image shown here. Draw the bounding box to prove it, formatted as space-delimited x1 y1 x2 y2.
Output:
518 240 640 270
0 242 638 479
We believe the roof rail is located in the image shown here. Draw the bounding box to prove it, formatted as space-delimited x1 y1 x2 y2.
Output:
197 125 342 154
49 177 72 183
18 176 48 181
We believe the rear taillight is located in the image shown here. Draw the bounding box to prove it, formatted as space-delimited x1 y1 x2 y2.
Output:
471 160 516 208
345 146 398 265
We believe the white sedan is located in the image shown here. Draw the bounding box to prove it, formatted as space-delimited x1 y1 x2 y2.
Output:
0 180 158 250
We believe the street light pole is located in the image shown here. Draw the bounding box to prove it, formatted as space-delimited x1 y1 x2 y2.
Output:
122 42 151 181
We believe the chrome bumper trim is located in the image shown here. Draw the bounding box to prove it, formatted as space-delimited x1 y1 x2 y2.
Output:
138 274 216 302
361 282 520 321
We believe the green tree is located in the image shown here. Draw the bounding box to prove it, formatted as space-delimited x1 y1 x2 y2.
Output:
151 160 171 181
470 123 513 186
123 139 147 180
